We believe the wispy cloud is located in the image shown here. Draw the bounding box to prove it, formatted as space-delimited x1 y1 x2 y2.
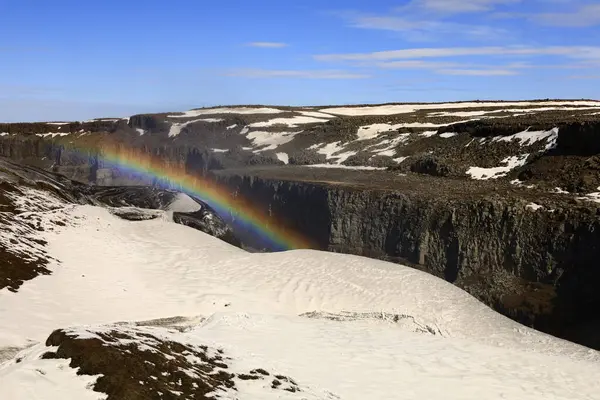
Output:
534 4 600 27
347 14 509 40
436 68 518 76
493 2 600 28
313 45 600 79
399 0 522 14
246 42 288 48
314 46 600 61
224 68 370 79
373 60 461 69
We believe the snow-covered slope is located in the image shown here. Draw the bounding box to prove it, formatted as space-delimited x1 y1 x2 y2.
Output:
1 182 599 399
4 312 600 400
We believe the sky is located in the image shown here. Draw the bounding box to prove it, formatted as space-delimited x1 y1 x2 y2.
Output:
1 0 600 121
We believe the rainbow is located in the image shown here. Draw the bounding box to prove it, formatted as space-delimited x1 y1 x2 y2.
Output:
88 144 315 251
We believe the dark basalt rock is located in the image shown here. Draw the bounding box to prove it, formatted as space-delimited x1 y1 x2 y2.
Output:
173 209 241 248
409 155 454 177
86 186 179 209
342 152 372 166
288 149 327 165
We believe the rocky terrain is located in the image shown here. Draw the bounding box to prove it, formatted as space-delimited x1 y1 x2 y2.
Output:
2 99 600 350
1 100 600 191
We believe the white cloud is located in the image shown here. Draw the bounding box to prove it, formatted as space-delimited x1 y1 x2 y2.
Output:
403 0 522 13
246 42 288 48
314 46 600 61
374 60 461 69
436 68 519 76
535 4 600 27
224 68 370 79
358 59 595 74
348 15 508 39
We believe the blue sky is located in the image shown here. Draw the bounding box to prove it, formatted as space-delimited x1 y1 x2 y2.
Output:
1 0 600 121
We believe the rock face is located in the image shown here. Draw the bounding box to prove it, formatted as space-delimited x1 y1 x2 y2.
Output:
172 209 241 248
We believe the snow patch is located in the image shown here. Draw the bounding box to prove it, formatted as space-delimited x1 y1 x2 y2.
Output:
419 131 438 137
510 179 536 189
368 135 411 156
168 118 212 137
321 101 600 116
135 128 146 136
466 154 530 180
299 111 335 118
357 122 446 141
0 344 105 400
211 148 228 153
430 107 598 118
439 132 458 138
493 127 559 149
429 110 490 118
357 123 397 141
226 124 237 130
315 141 357 164
306 164 386 170
552 187 570 194
526 203 544 211
165 193 202 213
276 152 289 164
248 116 328 128
577 192 600 204
35 132 70 139
168 107 283 118
246 130 301 151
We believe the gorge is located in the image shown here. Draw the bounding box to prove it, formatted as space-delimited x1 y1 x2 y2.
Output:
2 100 600 349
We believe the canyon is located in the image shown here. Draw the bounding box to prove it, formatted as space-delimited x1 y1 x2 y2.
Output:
2 100 600 349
